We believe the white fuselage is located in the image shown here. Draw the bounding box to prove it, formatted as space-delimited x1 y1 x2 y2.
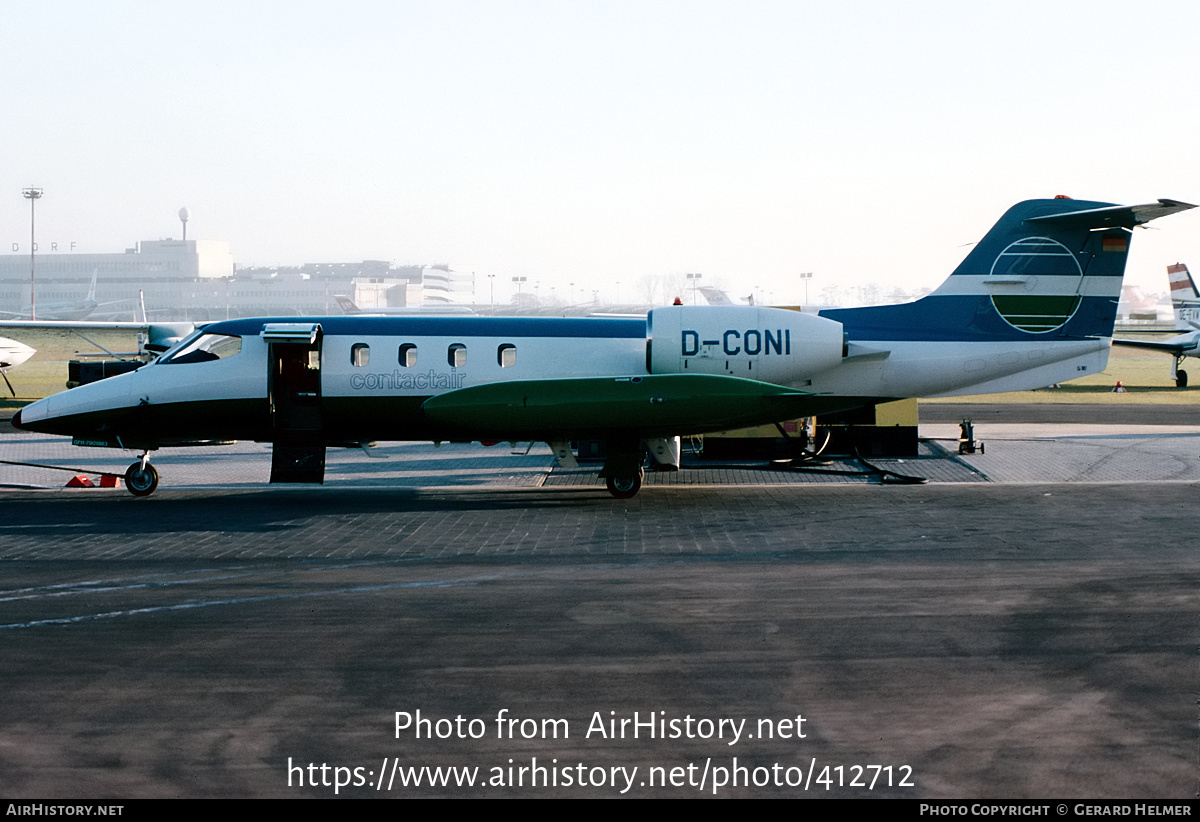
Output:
14 307 1112 446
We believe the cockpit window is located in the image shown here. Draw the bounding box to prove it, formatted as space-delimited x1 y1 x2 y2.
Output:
159 333 242 365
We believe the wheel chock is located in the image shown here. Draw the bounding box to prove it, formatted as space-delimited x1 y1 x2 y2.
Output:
98 474 122 488
65 474 95 488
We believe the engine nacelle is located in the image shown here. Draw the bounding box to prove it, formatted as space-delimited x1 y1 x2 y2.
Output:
647 306 844 384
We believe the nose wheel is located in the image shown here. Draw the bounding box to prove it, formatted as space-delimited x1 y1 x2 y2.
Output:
124 460 159 497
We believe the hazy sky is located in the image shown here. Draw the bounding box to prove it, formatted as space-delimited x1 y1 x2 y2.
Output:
3 0 1198 304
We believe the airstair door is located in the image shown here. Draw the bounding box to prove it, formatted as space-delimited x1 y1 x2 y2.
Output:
264 323 325 483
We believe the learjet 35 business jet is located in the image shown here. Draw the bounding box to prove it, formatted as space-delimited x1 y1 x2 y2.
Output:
13 196 1194 497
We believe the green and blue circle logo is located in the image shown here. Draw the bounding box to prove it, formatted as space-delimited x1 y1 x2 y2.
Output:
990 237 1082 333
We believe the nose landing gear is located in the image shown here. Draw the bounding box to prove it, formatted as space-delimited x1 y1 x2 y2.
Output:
124 454 159 497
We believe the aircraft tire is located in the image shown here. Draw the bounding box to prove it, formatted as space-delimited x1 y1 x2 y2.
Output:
125 462 159 497
1176 370 1188 388
606 472 642 499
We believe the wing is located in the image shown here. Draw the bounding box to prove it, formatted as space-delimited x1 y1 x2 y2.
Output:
0 319 197 352
1112 333 1200 357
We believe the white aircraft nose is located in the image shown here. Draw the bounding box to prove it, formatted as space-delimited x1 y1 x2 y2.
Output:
11 366 135 434
0 337 35 369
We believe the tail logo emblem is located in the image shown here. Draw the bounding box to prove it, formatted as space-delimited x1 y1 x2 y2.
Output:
990 237 1083 333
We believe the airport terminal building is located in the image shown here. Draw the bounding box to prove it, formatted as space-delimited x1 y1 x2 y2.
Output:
0 239 471 320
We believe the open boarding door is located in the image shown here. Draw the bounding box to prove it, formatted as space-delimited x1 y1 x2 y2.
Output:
263 323 325 483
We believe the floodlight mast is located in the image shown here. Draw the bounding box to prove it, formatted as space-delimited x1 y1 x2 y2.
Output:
22 187 42 321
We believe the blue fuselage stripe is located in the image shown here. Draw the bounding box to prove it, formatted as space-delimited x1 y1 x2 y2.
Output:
204 316 648 340
821 294 1114 342
199 293 1114 346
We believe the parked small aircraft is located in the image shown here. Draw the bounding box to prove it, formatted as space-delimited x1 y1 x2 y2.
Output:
0 320 195 397
0 337 35 395
12 196 1194 497
1113 263 1200 387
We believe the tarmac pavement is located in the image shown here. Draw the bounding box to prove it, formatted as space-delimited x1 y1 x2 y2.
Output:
0 421 1197 799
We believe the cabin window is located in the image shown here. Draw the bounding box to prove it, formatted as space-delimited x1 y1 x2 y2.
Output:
398 343 417 368
159 333 242 365
351 343 370 367
448 343 467 368
497 343 516 368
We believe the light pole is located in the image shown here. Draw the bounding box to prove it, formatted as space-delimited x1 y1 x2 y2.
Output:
686 272 702 305
799 271 812 305
487 274 495 314
22 187 42 320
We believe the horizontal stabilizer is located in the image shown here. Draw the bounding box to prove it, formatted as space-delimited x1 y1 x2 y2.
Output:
1026 199 1195 229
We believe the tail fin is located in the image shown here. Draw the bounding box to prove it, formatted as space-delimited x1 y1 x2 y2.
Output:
695 286 734 306
333 295 361 314
1167 263 1200 329
824 198 1194 341
943 198 1196 337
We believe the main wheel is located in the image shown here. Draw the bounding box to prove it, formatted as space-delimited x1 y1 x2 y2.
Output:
606 472 642 499
1176 369 1188 388
125 462 159 497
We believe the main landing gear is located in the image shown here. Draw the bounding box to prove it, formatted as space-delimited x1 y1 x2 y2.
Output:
124 454 159 497
600 440 647 499
605 468 644 500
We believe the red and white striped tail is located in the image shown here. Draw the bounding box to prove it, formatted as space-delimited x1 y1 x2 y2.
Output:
1167 263 1199 300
